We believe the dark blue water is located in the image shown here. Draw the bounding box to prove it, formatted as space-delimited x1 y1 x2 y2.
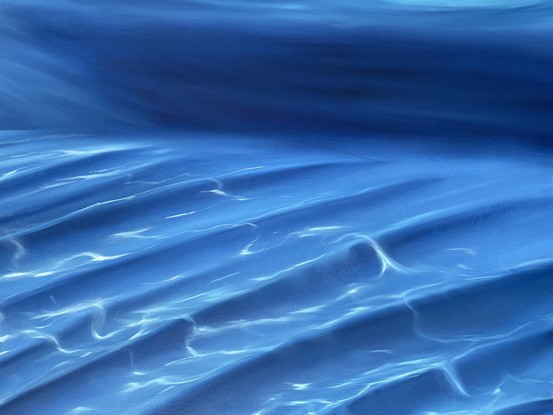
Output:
1 1 553 414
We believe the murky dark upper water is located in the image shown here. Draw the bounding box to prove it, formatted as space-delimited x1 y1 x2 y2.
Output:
1 1 553 415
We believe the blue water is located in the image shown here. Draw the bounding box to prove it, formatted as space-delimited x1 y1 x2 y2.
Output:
1 1 553 415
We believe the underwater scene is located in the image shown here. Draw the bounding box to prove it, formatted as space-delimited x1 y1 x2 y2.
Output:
1 1 553 414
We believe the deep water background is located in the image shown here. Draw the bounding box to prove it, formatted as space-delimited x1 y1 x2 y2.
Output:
1 1 553 414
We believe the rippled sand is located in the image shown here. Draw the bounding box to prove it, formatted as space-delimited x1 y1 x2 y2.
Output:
1 133 553 414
